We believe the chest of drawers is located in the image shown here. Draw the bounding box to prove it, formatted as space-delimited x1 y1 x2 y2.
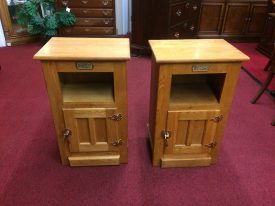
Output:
132 0 201 47
56 0 116 36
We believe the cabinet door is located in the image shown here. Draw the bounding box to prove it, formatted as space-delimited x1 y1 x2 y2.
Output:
63 108 120 153
221 3 250 35
164 110 221 155
246 4 268 35
198 3 225 36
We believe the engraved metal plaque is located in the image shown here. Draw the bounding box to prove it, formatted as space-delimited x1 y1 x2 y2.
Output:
192 64 209 72
76 62 94 70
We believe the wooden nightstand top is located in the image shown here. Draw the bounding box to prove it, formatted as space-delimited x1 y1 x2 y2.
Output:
34 37 130 61
149 39 250 63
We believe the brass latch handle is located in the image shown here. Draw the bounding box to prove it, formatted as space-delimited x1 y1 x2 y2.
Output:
211 115 223 122
111 139 123 147
63 128 72 140
204 141 217 149
108 113 123 121
161 130 171 147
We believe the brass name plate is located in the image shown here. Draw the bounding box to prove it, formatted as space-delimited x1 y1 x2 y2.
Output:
192 64 209 72
76 62 94 70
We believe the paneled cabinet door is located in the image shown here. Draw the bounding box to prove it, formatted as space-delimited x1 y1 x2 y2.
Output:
246 3 268 35
221 3 250 35
198 3 225 35
164 110 221 156
63 108 121 153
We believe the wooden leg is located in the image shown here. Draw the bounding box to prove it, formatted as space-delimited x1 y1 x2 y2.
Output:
251 71 274 104
264 59 272 71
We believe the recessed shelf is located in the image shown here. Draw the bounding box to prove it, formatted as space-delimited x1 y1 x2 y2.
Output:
59 72 114 103
170 83 219 105
62 83 114 103
169 74 225 106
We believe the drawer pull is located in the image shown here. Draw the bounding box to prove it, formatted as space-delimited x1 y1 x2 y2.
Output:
65 29 71 33
102 10 110 16
185 2 190 8
61 0 68 6
84 19 89 23
193 5 198 10
102 0 109 6
84 28 91 32
76 62 94 70
81 0 88 4
176 9 182 16
174 32 180 38
82 9 88 14
103 19 110 25
190 25 195 31
184 22 188 28
104 29 111 34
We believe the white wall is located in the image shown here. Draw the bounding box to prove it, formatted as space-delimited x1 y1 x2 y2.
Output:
0 19 6 47
128 0 131 32
116 0 129 35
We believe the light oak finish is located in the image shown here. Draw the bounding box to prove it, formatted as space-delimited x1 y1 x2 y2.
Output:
148 39 249 63
34 37 130 61
149 39 249 167
68 155 120 166
161 154 212 168
61 83 115 103
34 38 130 166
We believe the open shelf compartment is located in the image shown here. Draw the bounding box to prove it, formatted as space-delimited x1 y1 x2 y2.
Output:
170 73 226 106
58 72 115 103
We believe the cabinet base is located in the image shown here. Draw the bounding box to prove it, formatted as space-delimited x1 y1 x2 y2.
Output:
68 154 120 167
161 154 212 168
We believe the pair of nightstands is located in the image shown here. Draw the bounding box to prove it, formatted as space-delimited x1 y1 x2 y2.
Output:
34 38 249 168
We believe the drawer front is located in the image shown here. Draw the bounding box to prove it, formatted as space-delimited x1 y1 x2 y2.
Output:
75 18 114 26
57 0 113 8
168 19 197 38
170 1 200 26
71 8 114 17
60 27 115 35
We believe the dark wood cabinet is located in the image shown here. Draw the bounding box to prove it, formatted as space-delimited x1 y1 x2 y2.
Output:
247 3 269 35
221 3 250 35
56 0 116 36
131 0 201 47
132 0 268 49
198 2 225 36
198 0 268 39
222 2 267 36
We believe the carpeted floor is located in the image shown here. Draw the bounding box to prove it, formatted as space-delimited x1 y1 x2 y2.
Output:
0 43 275 206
